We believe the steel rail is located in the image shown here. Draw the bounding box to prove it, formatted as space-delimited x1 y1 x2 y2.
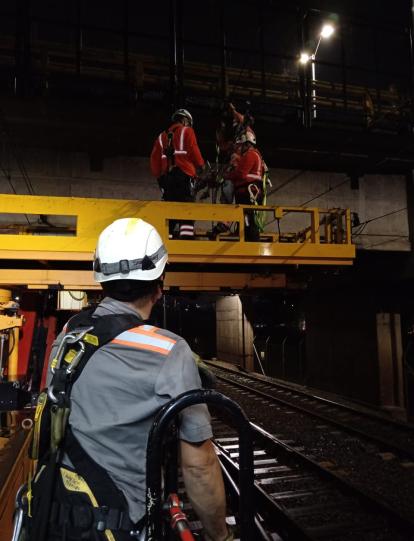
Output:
209 360 414 432
214 438 315 541
212 367 414 461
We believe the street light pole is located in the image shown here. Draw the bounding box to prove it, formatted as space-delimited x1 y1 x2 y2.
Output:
311 53 317 119
299 23 335 123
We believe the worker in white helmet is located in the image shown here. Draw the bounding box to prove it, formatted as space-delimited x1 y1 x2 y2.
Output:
150 109 205 239
32 218 232 541
226 132 265 241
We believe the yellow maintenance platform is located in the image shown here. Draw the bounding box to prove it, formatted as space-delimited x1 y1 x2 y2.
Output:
0 194 355 290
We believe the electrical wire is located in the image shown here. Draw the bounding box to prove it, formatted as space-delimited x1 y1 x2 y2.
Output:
352 222 368 238
352 207 407 239
299 178 349 207
267 169 307 197
362 236 409 249
0 158 31 225
0 109 35 196
265 177 349 227
0 110 38 226
0 162 16 193
68 291 86 301
9 140 35 195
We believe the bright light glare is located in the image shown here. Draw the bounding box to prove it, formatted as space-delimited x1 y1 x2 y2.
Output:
299 52 310 64
320 24 335 39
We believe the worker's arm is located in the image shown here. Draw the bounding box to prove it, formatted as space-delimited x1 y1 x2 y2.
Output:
186 127 205 169
180 439 230 541
150 136 163 177
155 339 230 538
226 152 253 187
229 103 244 125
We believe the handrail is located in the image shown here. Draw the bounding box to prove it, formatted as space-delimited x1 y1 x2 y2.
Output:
145 389 254 541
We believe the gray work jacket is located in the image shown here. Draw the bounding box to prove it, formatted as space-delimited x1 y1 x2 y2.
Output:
48 297 212 522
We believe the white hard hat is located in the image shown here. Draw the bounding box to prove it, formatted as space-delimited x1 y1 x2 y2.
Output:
93 218 168 283
236 131 256 145
172 108 193 126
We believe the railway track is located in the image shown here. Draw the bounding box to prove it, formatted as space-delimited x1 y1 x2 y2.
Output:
208 362 414 459
207 363 414 538
212 419 414 540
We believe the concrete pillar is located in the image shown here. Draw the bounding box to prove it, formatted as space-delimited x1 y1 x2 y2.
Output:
376 312 406 419
216 296 254 370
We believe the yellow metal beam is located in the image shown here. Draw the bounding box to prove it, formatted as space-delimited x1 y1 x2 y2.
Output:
0 316 23 331
0 194 355 266
0 270 287 291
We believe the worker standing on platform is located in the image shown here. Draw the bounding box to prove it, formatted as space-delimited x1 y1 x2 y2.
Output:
150 109 205 239
225 131 265 242
29 218 232 541
210 103 257 238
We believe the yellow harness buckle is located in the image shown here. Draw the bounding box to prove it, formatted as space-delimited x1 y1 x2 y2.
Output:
64 349 78 364
83 333 99 346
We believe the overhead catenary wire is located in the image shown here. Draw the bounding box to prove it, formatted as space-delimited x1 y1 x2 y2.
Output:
265 177 349 227
0 109 35 196
352 207 407 239
299 178 349 207
363 236 409 249
0 156 31 225
0 162 16 193
267 169 307 197
7 137 35 195
0 109 38 226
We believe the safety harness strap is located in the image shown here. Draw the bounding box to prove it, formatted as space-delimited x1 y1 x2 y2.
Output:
64 427 127 508
164 126 179 171
65 310 145 386
50 502 143 532
29 309 146 541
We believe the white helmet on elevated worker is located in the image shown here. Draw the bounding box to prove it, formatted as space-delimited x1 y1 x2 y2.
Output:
236 131 256 145
93 218 168 283
172 108 193 127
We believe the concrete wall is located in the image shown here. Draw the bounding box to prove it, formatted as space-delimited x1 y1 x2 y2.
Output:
266 170 410 251
0 148 410 252
305 288 381 405
216 296 254 370
376 312 405 417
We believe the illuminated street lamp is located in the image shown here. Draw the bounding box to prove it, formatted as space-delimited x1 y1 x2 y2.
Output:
299 23 336 119
320 23 335 39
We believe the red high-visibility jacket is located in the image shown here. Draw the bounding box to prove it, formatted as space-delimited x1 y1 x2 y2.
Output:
226 147 264 191
150 123 204 178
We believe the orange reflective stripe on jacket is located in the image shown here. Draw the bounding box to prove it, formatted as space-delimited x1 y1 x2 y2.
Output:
111 324 176 356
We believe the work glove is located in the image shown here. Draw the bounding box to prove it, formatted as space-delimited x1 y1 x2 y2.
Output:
192 352 217 389
196 164 207 177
